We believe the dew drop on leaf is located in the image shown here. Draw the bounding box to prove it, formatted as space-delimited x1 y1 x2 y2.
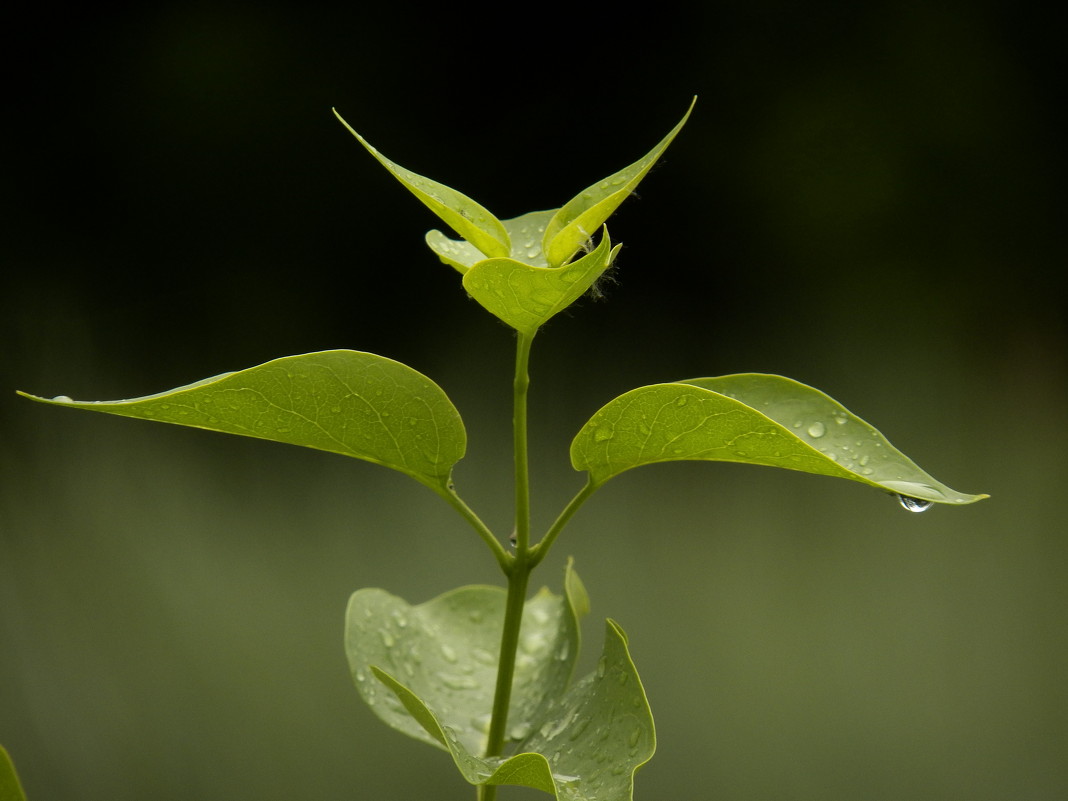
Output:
898 495 933 513
807 421 826 438
593 425 614 442
52 395 72 402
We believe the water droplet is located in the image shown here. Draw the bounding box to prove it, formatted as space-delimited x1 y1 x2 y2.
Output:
593 426 614 442
440 643 458 662
52 395 72 402
807 422 826 438
675 396 689 407
380 631 395 647
439 673 478 690
509 720 533 740
898 495 933 513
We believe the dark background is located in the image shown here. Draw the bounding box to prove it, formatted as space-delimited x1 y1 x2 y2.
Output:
3 3 1065 800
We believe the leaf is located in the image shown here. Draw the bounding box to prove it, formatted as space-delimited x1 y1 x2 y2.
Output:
571 373 988 506
334 109 511 259
18 350 465 492
427 210 557 275
369 620 654 801
1 746 28 801
462 228 620 335
542 97 696 267
344 561 587 756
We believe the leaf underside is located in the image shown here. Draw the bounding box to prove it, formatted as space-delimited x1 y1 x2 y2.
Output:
18 350 466 492
571 373 987 506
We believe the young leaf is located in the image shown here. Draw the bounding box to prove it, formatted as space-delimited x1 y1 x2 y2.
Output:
367 620 653 801
18 350 465 492
428 210 557 275
462 228 620 336
345 561 586 756
571 374 988 506
542 96 696 267
334 109 511 259
1 746 28 801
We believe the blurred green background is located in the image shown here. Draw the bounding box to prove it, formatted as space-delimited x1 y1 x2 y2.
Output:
3 3 1064 800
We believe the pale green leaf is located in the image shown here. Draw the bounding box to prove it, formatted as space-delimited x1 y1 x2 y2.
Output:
344 561 586 756
1 746 27 801
428 210 557 275
368 620 654 801
542 97 696 267
571 374 988 506
18 350 465 492
334 109 510 259
462 229 619 335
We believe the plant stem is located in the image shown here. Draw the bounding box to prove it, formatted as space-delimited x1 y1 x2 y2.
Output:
529 477 597 568
511 332 534 554
478 332 537 801
434 484 512 571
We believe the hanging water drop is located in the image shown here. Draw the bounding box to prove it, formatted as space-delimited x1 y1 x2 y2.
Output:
898 495 933 513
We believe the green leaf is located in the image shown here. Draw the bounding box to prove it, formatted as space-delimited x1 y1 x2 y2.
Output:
18 350 465 492
542 97 696 267
1 746 27 801
462 228 620 335
344 561 587 756
334 109 511 259
368 620 654 801
571 373 988 506
427 209 557 275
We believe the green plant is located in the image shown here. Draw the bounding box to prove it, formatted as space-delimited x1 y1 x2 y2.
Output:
18 97 986 801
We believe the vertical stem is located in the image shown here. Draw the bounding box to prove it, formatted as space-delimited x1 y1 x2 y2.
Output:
511 332 534 555
478 332 536 801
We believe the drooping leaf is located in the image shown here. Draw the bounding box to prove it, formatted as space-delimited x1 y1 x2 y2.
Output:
462 228 620 335
542 97 696 267
1 746 27 801
334 109 510 259
344 561 587 756
370 620 654 801
18 350 465 492
571 374 987 506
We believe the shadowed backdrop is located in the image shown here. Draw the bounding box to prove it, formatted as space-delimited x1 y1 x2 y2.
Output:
3 4 1065 800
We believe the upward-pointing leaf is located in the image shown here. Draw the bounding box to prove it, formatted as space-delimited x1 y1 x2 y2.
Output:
542 97 696 267
19 350 466 492
334 109 511 259
571 374 987 506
